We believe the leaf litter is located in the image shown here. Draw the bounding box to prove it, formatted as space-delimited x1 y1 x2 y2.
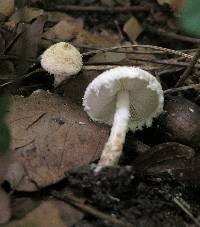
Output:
6 90 109 191
0 0 200 226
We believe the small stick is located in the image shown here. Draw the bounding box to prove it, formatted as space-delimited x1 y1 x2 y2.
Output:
83 65 160 72
164 83 200 94
175 47 200 87
147 26 200 44
82 44 196 61
0 68 44 88
114 20 124 41
52 190 133 227
128 56 200 69
173 197 200 227
45 5 149 13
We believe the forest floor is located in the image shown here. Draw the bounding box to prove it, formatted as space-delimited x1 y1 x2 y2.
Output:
0 0 200 226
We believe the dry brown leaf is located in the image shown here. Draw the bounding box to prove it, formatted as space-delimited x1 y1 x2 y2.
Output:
88 51 126 64
116 0 130 6
43 19 83 41
0 188 11 225
123 17 143 42
0 153 11 183
157 0 185 13
101 0 116 7
0 0 14 17
74 30 120 48
7 90 109 191
9 15 46 74
5 200 68 227
47 11 83 25
11 197 83 226
9 6 44 23
157 0 174 5
12 197 40 220
53 199 84 226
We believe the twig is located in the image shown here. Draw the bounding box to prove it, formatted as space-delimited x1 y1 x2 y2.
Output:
45 5 149 13
175 47 200 87
173 197 200 227
4 29 26 54
83 65 160 72
82 44 197 61
128 56 200 69
147 26 200 44
51 190 133 227
0 68 44 88
164 83 200 94
0 54 35 62
114 20 124 40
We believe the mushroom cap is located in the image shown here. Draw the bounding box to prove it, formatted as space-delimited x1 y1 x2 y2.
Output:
83 66 164 131
41 42 82 86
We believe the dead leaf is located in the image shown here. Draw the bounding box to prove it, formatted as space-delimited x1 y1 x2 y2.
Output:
123 17 143 42
157 0 174 5
101 0 116 7
5 200 67 227
47 11 84 25
9 15 46 74
0 188 11 225
53 199 84 226
157 0 185 13
88 51 126 64
0 33 5 53
5 162 25 188
43 19 83 41
116 0 130 6
9 6 44 23
12 197 40 220
0 153 11 183
7 90 109 191
74 30 120 48
0 0 14 17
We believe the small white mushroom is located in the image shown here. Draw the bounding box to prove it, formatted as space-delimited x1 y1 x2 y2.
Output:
83 66 164 170
40 42 82 86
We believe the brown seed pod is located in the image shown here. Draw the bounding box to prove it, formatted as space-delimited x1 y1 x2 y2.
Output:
158 96 200 149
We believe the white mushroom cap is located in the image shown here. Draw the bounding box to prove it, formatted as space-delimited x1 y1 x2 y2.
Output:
83 66 164 131
41 42 82 86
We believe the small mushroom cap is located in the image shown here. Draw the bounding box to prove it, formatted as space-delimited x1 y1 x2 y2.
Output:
41 42 82 86
83 66 164 131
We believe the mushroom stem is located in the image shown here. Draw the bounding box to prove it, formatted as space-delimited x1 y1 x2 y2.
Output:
98 90 130 167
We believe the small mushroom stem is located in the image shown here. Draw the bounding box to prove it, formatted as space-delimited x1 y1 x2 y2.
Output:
98 90 130 168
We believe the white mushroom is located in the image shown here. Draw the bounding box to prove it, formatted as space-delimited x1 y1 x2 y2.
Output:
40 42 82 86
83 66 164 169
